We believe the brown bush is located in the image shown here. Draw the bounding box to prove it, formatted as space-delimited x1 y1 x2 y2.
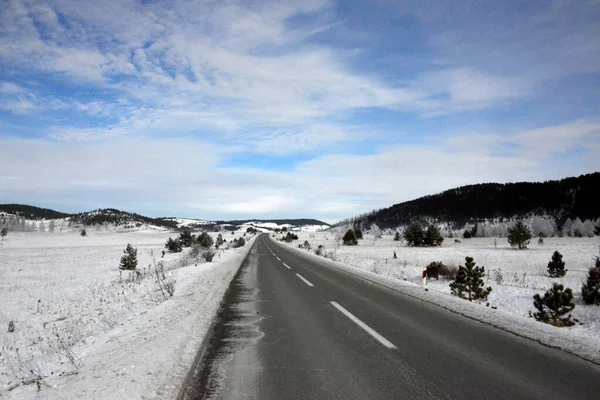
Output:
439 263 459 280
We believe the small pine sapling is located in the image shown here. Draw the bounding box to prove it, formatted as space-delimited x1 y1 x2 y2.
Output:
394 232 401 241
178 231 194 247
342 229 358 245
507 221 532 249
581 249 600 305
1 227 7 240
119 243 138 270
403 222 424 247
196 232 214 248
216 233 224 246
449 256 492 302
423 225 443 247
165 237 182 253
547 251 567 278
80 229 87 237
531 283 575 327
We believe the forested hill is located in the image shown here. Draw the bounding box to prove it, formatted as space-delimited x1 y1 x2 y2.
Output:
0 204 70 220
344 172 600 229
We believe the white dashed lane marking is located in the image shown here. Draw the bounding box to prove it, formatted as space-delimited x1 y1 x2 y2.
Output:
330 301 397 350
295 273 314 287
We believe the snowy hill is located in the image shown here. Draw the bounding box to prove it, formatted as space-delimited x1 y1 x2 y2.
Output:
69 208 179 230
1 204 330 233
219 218 329 227
156 218 330 232
155 217 214 230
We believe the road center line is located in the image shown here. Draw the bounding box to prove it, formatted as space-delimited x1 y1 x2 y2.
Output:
282 263 291 270
275 256 281 261
295 273 314 287
330 301 397 349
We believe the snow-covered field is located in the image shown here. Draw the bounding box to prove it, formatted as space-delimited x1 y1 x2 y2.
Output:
275 232 600 362
0 229 255 398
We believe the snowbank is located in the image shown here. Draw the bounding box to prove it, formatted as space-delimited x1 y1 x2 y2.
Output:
1 231 256 399
271 234 600 365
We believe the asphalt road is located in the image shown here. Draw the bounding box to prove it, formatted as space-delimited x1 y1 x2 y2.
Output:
181 233 600 400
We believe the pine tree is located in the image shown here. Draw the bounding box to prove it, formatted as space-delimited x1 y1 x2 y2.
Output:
449 256 492 302
462 230 472 239
80 229 87 237
470 225 478 237
531 283 575 327
581 251 600 305
423 225 444 247
403 222 424 247
165 237 182 253
343 229 358 245
394 231 401 241
197 232 214 248
178 231 194 247
119 243 138 270
216 233 224 246
355 229 363 240
0 228 7 240
507 221 532 249
547 251 567 278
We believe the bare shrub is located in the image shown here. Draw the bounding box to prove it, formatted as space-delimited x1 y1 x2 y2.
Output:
439 263 459 280
202 249 215 262
425 261 443 280
189 243 202 260
371 260 382 274
163 277 176 297
314 245 325 256
179 255 190 268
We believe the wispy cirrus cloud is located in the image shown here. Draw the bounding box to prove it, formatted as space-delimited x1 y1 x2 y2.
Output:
0 0 546 145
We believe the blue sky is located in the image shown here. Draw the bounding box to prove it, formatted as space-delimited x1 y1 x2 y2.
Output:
0 0 599 223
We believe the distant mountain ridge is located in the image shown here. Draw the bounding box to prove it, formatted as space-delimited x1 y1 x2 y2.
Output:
0 204 329 230
342 172 600 229
0 204 70 220
217 218 329 227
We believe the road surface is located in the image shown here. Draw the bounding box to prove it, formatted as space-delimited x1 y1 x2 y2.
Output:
180 233 600 399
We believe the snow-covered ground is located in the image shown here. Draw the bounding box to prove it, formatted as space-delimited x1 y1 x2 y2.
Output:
274 232 600 364
0 229 256 398
237 221 329 233
162 217 213 228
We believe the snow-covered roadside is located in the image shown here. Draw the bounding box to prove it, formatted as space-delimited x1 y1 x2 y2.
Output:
3 234 257 399
270 236 600 365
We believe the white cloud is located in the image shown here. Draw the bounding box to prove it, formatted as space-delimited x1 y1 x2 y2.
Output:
445 121 600 159
0 0 542 148
0 82 25 94
414 68 528 116
3 121 597 222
